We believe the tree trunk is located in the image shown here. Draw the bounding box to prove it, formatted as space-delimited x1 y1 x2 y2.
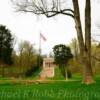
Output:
83 0 95 84
72 0 85 54
82 53 95 84
60 65 68 80
65 71 68 81
65 66 68 81
72 0 95 84
2 66 5 77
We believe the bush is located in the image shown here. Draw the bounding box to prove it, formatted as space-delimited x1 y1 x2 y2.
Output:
67 69 72 78
25 65 39 77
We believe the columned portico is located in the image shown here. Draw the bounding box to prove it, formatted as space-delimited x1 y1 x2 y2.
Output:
40 57 55 78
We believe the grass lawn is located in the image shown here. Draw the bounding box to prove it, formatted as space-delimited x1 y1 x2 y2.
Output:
0 67 100 100
0 78 100 100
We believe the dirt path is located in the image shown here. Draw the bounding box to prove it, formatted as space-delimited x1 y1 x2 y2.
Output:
0 79 78 84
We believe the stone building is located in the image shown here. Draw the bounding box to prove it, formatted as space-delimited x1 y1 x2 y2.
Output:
40 57 55 79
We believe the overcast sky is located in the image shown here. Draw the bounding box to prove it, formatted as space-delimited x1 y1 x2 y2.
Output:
0 0 100 55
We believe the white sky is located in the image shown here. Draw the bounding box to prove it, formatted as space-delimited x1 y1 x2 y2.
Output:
0 0 100 55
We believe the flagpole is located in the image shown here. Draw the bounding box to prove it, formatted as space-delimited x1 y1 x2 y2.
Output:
39 33 41 67
38 33 46 67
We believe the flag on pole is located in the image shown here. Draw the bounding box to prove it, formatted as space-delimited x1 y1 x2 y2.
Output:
40 33 47 41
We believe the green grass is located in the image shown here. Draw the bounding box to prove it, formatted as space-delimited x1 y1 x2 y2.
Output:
47 67 65 80
47 67 82 81
0 67 100 100
0 78 100 100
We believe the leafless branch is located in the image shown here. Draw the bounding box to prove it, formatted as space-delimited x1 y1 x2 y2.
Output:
11 0 74 18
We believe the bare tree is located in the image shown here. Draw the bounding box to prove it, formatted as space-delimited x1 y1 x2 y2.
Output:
18 40 35 74
70 38 79 60
11 0 95 84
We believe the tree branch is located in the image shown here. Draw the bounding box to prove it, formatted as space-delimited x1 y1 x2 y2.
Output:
17 8 74 18
11 0 74 19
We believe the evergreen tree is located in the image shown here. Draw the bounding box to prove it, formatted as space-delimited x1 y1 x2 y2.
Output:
53 44 73 80
0 25 14 65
